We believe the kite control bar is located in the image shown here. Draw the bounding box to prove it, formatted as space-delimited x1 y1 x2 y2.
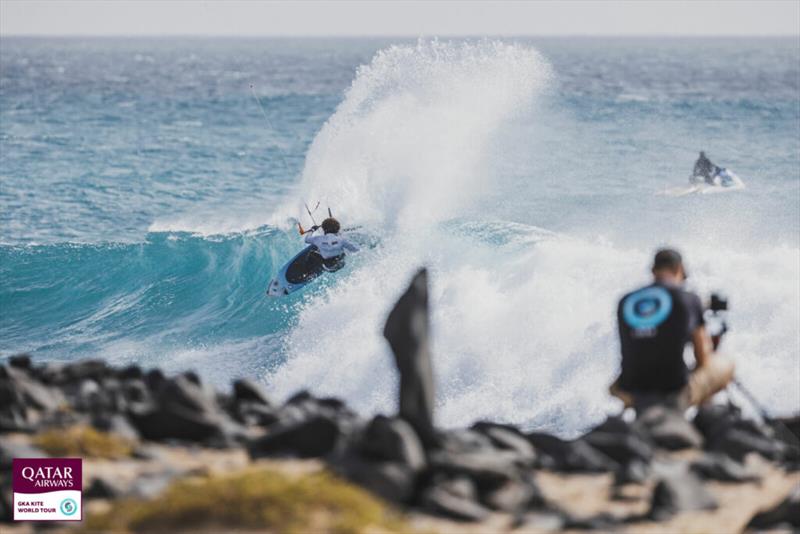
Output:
297 201 325 235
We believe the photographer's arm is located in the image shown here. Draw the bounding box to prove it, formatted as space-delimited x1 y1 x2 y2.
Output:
692 325 714 367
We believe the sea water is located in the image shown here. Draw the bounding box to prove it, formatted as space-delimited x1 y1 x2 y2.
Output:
1 37 798 434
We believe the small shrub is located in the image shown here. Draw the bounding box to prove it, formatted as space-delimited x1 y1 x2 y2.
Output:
83 467 408 534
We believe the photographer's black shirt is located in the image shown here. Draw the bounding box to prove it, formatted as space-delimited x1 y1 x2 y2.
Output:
617 282 705 393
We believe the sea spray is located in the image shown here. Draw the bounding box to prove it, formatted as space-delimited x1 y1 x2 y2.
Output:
291 39 553 229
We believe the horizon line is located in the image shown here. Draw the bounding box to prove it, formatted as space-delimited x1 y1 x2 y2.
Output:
2 33 798 39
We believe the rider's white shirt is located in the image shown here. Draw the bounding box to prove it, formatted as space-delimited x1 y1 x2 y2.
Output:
304 232 360 259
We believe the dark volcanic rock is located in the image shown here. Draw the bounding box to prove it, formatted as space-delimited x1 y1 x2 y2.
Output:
86 476 125 500
0 364 65 413
482 472 545 513
128 375 243 444
383 268 437 449
248 415 341 458
648 471 717 521
233 378 273 406
694 404 783 462
0 439 46 470
582 418 654 465
8 354 32 370
745 484 800 530
689 452 760 483
358 415 426 471
117 365 143 380
335 452 417 504
526 432 619 473
122 379 150 404
637 405 703 450
429 449 520 492
235 402 280 428
144 369 166 392
32 359 110 385
439 428 495 454
614 459 650 485
128 408 223 443
91 413 140 442
421 477 490 522
472 422 537 464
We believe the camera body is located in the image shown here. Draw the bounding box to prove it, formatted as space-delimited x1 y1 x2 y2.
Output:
710 292 728 313
706 292 729 348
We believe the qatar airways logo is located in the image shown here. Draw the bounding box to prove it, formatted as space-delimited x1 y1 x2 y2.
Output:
13 458 82 521
19 465 76 488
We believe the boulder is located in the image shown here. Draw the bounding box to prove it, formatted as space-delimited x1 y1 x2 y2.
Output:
335 452 418 504
526 432 618 473
472 423 537 464
421 477 490 522
121 379 150 404
429 449 520 492
235 402 280 428
117 365 143 380
482 472 545 513
34 359 110 385
232 378 273 406
128 375 242 444
745 484 800 530
383 269 437 449
614 459 650 485
648 471 717 521
0 439 46 470
694 404 783 461
439 428 495 454
636 405 703 450
127 407 223 443
583 431 653 466
85 476 125 500
248 415 341 458
0 364 65 413
358 415 426 471
91 413 140 442
8 354 31 370
689 452 760 483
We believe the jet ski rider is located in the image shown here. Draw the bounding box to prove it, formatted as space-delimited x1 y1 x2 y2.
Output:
304 217 360 272
692 151 719 185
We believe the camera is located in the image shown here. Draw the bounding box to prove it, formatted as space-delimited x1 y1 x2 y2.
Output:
710 292 728 312
706 292 729 349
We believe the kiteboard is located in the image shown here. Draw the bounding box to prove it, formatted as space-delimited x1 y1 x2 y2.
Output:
266 245 328 297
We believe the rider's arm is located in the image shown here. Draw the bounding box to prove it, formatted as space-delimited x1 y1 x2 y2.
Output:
304 226 320 245
341 238 360 253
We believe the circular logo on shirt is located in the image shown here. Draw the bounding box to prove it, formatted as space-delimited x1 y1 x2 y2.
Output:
623 286 672 329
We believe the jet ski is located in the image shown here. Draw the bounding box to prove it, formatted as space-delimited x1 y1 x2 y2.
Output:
661 167 746 197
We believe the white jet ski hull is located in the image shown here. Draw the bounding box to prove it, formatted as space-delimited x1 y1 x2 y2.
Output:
660 168 746 197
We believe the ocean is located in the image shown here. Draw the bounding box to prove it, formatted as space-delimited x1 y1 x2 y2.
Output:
1 37 798 434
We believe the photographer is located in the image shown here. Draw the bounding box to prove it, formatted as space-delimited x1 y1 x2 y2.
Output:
610 248 735 412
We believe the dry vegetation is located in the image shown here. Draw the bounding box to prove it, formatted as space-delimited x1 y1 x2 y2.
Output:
33 426 134 459
81 466 410 534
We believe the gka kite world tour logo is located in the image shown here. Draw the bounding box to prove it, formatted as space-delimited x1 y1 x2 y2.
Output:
13 458 82 521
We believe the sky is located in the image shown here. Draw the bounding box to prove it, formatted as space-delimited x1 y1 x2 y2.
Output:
1 0 799 37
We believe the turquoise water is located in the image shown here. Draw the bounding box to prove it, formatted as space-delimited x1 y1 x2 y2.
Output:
1 37 798 432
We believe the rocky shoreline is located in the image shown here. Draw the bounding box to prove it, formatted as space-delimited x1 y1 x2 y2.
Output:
2 269 799 533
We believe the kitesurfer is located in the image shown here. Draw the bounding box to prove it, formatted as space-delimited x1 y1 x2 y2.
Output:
304 217 359 272
692 151 718 185
610 248 735 413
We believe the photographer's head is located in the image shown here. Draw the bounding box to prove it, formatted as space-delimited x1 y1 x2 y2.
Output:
652 248 687 284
